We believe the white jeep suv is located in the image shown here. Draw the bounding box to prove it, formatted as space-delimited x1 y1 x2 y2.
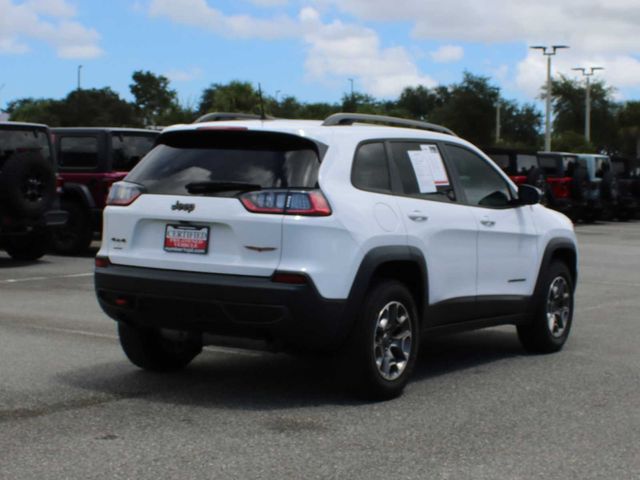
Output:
95 113 578 399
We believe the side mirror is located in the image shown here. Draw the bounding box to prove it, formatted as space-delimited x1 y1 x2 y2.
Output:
518 184 541 205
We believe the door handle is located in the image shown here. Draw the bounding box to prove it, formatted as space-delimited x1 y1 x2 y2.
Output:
480 219 495 227
408 214 428 222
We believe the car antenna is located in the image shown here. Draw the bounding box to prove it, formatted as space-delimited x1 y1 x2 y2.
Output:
257 83 266 121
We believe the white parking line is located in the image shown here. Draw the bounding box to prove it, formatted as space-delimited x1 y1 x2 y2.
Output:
0 272 93 284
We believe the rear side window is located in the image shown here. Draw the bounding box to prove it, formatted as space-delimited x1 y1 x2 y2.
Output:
352 142 391 192
111 134 157 171
126 130 321 195
59 136 99 169
389 142 455 201
0 128 52 165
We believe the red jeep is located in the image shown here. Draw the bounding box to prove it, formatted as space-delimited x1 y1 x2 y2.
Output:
483 148 550 205
52 128 159 254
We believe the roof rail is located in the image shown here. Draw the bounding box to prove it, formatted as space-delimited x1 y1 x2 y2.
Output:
322 113 456 136
193 112 273 123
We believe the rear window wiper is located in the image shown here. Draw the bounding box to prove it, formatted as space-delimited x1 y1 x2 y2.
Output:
185 181 262 194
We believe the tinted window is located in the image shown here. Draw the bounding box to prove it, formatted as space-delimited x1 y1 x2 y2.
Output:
0 128 52 165
390 142 455 201
445 144 512 207
538 155 562 176
352 142 390 192
59 136 99 169
127 131 320 195
112 134 157 171
487 153 510 170
515 154 538 173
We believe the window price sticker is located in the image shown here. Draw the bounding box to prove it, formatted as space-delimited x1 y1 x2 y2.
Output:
419 144 450 186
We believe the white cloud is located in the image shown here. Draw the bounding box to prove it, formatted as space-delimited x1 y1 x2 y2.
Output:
149 2 436 98
516 50 640 99
0 0 102 58
166 67 203 82
247 0 289 7
430 45 463 63
300 9 436 97
317 0 640 55
148 0 299 39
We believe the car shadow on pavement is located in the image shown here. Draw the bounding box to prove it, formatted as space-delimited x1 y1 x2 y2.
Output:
57 328 524 410
0 257 51 268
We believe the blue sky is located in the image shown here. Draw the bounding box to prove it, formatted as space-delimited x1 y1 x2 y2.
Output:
2 0 640 112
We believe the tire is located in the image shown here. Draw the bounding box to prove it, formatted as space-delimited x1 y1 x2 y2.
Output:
0 151 56 219
517 261 574 354
50 200 93 255
3 230 50 261
118 322 202 372
342 280 420 400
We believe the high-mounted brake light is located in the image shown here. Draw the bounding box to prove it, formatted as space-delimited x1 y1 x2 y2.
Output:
240 190 332 216
107 181 144 206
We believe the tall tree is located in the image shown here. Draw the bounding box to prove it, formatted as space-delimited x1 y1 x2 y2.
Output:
197 81 260 115
427 72 500 145
129 70 177 126
550 75 618 151
617 101 640 157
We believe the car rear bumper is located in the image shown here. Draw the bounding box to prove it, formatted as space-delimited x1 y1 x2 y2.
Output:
1 209 67 235
95 264 351 352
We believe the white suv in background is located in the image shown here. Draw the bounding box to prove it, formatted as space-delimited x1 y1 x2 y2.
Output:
95 113 578 399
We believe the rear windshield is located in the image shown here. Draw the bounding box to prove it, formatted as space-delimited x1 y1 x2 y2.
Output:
515 154 538 173
538 155 560 175
126 130 322 195
0 127 52 165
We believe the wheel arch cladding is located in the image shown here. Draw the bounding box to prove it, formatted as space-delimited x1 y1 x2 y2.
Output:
61 182 96 209
539 239 578 292
346 246 428 326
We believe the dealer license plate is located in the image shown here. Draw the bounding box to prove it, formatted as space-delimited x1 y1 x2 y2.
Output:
164 225 209 254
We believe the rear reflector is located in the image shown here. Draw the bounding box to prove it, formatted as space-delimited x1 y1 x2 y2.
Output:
95 256 110 268
271 272 308 284
240 189 331 216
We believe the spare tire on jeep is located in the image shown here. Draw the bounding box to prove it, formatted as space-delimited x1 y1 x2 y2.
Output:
570 166 589 203
600 170 619 202
0 151 56 218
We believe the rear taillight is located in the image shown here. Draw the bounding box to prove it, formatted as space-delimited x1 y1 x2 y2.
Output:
552 182 570 199
240 190 331 216
95 256 110 268
106 181 144 206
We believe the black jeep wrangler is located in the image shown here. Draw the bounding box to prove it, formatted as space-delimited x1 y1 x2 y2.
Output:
0 122 67 260
611 155 640 220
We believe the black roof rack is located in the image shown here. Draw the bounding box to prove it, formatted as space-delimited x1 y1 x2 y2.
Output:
322 113 456 136
194 112 274 123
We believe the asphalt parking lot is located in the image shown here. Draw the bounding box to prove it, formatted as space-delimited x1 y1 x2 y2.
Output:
1 222 639 480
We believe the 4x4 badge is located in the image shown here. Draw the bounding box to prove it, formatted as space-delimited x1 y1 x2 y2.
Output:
171 201 195 213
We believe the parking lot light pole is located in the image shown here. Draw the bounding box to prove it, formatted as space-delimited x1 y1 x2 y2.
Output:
530 45 569 151
572 67 604 143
